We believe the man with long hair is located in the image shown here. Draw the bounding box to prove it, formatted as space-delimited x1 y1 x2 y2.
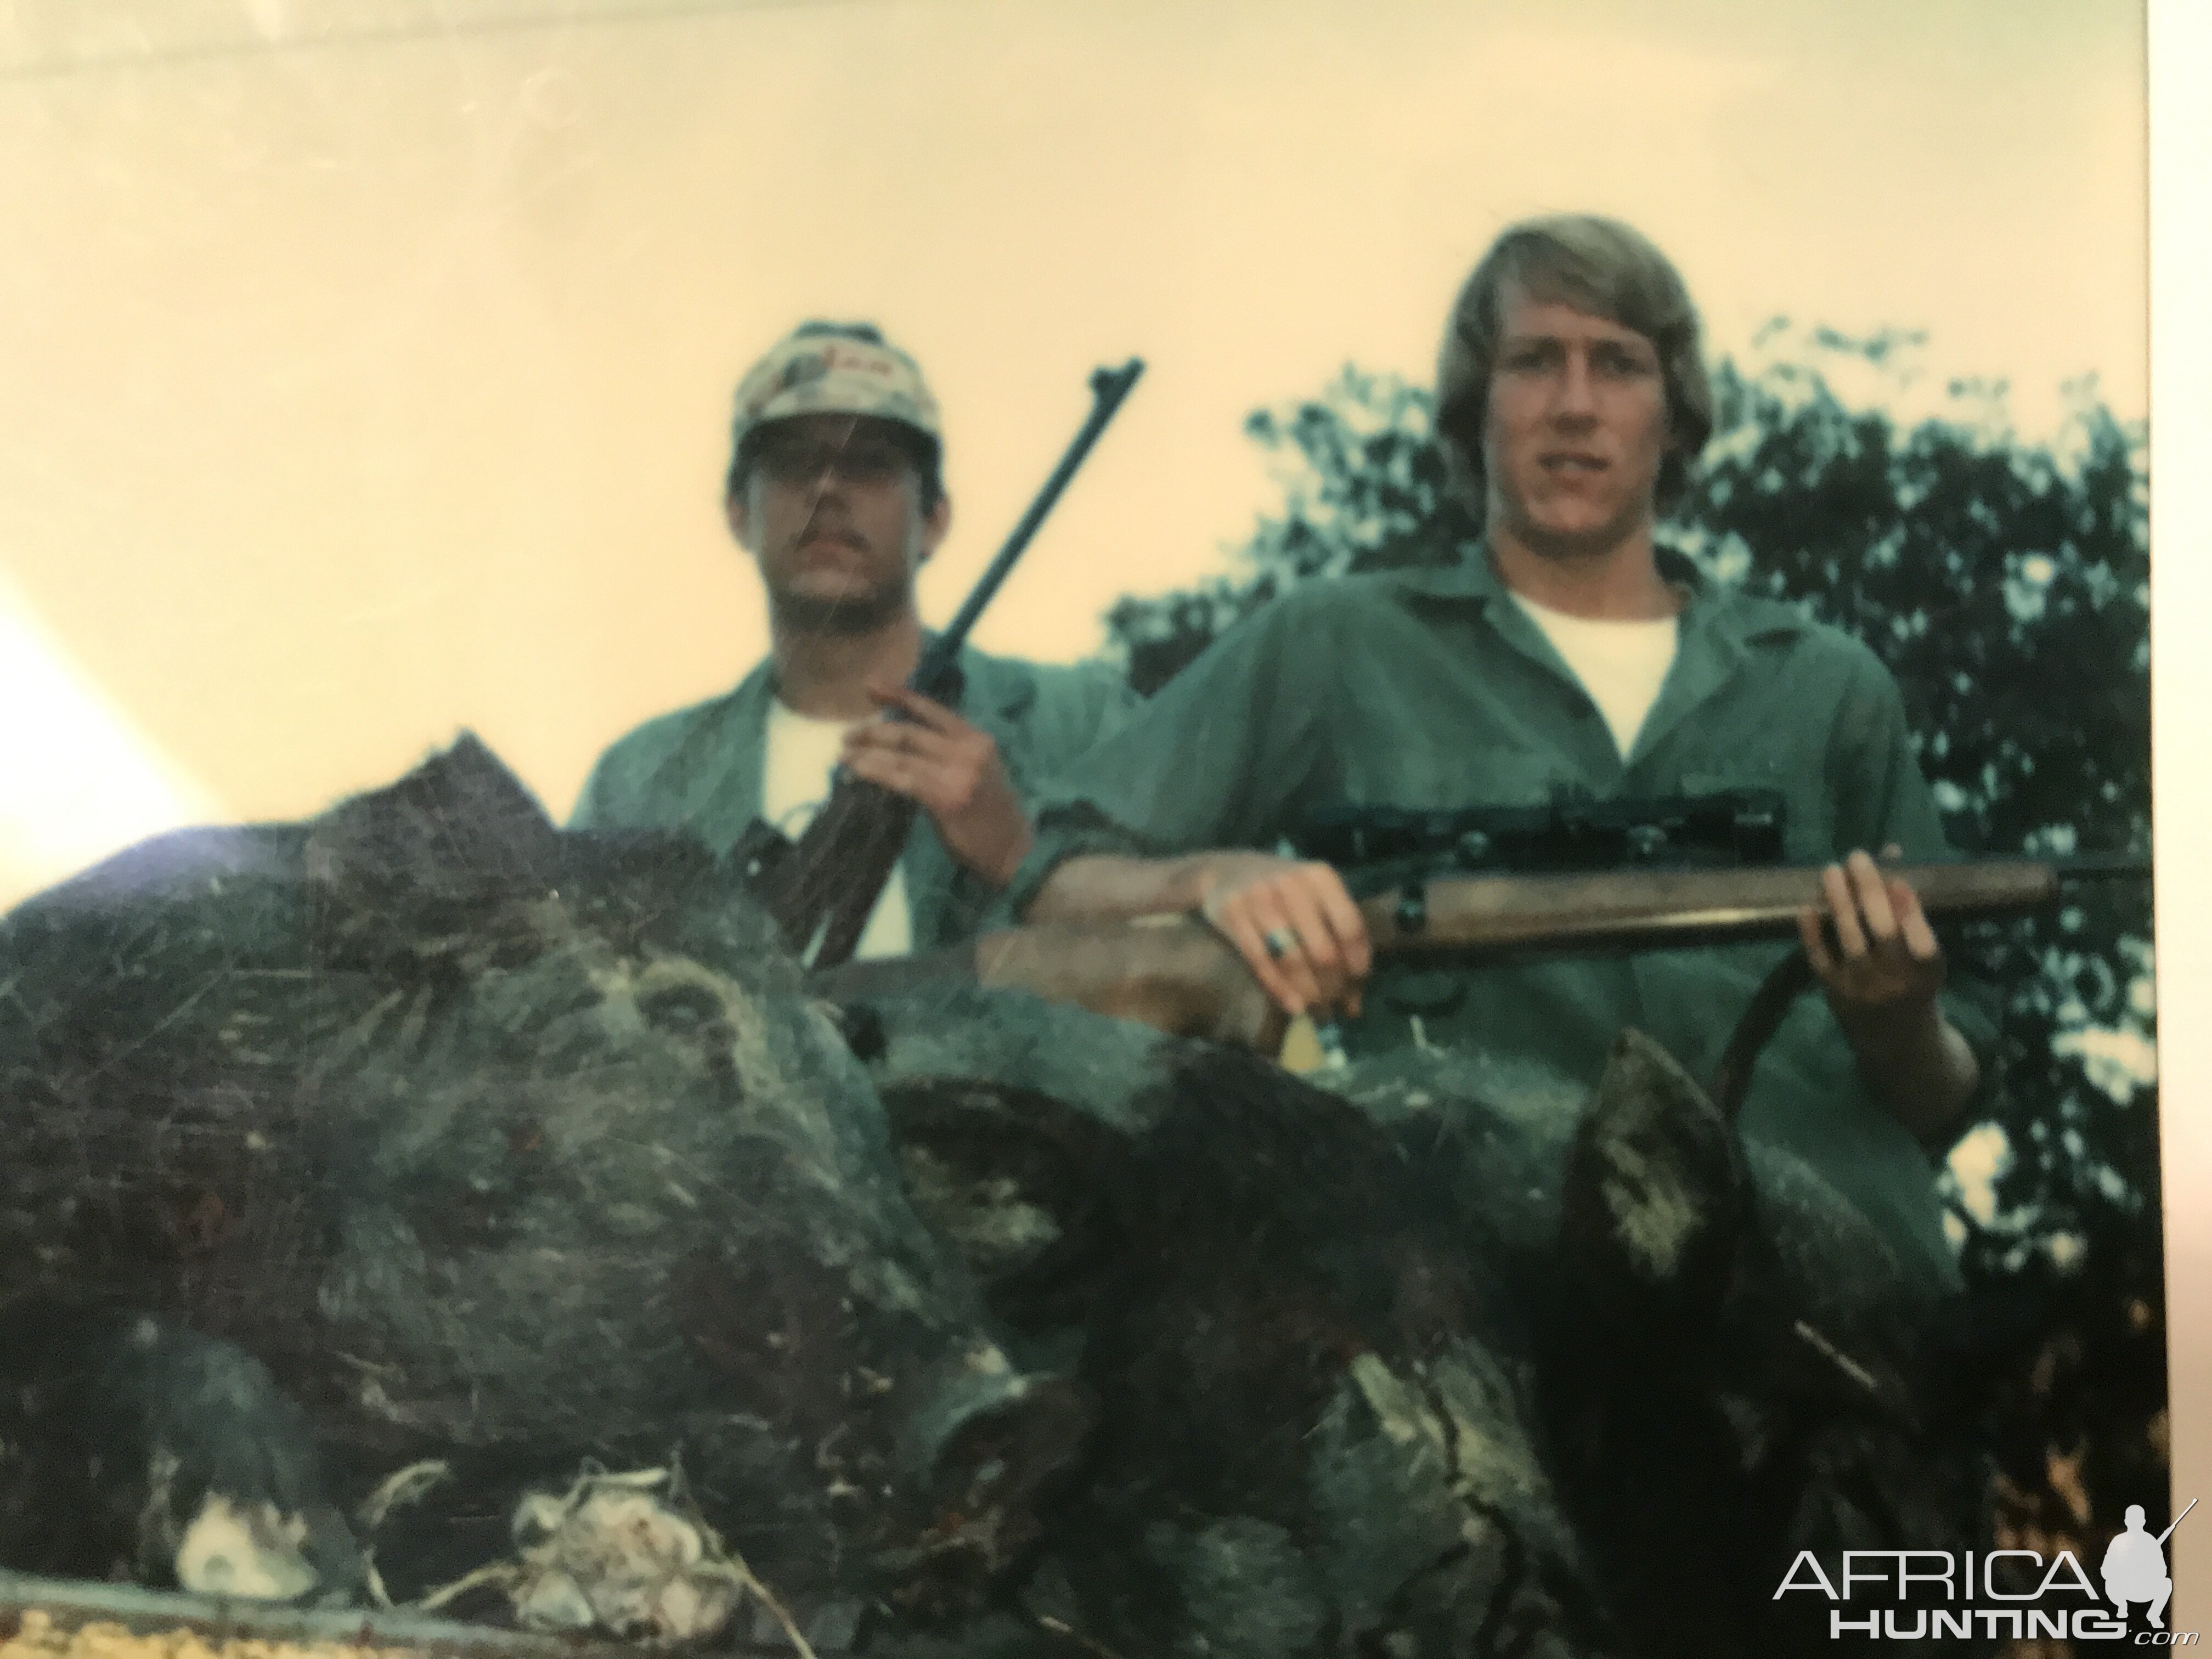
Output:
1006 218 1991 1289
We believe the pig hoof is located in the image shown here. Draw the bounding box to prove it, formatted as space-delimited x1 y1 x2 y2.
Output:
173 1493 326 1600
110 1321 364 1603
152 1454 364 1606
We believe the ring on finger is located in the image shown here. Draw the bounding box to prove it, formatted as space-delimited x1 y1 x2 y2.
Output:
1262 926 1300 961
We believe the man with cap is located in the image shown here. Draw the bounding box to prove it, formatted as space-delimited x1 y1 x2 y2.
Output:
995 216 1995 1293
571 321 1135 957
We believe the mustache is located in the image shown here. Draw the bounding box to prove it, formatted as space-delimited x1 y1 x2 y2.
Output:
789 506 870 554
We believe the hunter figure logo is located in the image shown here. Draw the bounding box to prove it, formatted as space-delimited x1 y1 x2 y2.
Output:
2104 1500 2190 1630
1775 1497 2198 1643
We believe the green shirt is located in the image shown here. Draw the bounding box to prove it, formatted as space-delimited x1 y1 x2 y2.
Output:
1008 545 1993 1291
571 645 1137 951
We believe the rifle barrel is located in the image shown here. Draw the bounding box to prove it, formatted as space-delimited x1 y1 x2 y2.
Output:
2050 851 2154 882
777 359 1143 970
1361 858 2123 956
917 359 1144 691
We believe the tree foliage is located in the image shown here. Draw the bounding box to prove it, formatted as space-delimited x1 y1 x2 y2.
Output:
1102 326 2160 1553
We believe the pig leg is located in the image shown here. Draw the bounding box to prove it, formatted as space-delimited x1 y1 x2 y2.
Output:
0 1302 363 1602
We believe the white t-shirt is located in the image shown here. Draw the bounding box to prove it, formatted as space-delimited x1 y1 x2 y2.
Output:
1507 590 1680 760
763 698 913 961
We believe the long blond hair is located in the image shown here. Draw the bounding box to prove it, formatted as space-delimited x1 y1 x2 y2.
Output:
1435 216 1714 519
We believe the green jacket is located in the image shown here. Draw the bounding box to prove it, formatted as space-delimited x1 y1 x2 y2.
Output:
571 646 1137 950
1008 545 1995 1291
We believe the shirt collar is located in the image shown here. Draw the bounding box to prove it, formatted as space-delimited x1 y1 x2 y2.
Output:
1395 537 1810 650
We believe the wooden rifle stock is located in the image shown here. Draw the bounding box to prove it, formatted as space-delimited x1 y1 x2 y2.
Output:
742 359 1146 967
753 777 922 968
1361 853 2138 1118
1358 857 2085 957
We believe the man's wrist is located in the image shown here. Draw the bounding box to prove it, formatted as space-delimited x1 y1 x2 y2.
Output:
1838 997 1979 1146
1833 992 1946 1065
1164 853 1226 916
979 824 1036 891
1026 851 1229 925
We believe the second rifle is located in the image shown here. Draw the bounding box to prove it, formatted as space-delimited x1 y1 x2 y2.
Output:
735 359 1145 968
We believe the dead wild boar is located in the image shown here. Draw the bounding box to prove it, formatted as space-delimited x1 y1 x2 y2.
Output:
845 984 1987 1658
0 737 1088 1628
0 734 1983 1656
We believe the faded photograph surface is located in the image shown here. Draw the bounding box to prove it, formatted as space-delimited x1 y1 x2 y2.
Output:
0 2 2166 1655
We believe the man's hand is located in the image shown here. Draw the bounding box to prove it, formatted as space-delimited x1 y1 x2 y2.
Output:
1798 847 1980 1146
841 682 1033 888
1192 853 1372 1020
1798 848 1945 1019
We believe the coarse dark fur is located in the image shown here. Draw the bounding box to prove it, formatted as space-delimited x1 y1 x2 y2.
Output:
854 988 1989 1657
0 738 1083 1620
0 736 1987 1656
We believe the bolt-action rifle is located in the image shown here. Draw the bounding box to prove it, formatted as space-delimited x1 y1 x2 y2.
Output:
732 359 1144 969
1283 791 2144 955
814 791 2149 1113
1297 798 2146 1113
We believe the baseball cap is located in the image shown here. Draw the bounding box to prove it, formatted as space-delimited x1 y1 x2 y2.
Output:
729 321 942 461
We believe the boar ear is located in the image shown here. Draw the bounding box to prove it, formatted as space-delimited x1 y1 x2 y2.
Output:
1560 1029 1750 1332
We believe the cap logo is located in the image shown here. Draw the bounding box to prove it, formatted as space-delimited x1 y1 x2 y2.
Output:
731 325 943 458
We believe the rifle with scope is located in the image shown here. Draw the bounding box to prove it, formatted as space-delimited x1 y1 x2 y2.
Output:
1285 791 2147 959
814 789 2151 1098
